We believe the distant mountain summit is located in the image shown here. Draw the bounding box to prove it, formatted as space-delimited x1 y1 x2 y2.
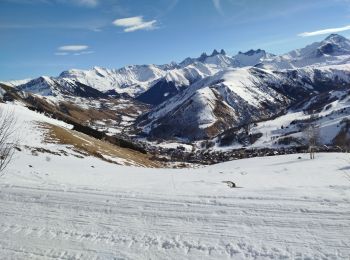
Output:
259 34 350 70
317 34 350 56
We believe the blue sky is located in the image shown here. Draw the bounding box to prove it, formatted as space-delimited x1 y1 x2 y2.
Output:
1 0 350 80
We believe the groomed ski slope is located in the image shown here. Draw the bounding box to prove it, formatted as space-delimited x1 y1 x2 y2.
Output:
1 152 350 259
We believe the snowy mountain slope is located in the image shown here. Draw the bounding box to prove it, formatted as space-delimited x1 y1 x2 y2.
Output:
210 75 350 150
264 64 350 101
0 80 150 137
139 64 350 141
59 65 169 96
138 67 290 140
1 151 349 259
12 65 173 99
42 95 150 135
17 76 108 98
0 101 158 167
260 34 350 70
136 61 224 105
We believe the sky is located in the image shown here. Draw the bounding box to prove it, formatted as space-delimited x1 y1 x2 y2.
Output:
1 0 350 81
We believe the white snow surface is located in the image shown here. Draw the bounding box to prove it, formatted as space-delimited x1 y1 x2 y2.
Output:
1 151 350 259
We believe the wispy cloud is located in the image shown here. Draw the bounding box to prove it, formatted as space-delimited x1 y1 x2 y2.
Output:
58 45 89 51
56 45 93 56
298 24 350 37
113 16 157 32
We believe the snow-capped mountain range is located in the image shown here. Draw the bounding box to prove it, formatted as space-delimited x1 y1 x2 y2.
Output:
10 44 278 99
4 34 350 143
12 34 350 98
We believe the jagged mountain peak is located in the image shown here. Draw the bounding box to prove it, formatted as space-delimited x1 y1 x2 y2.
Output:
209 49 226 56
233 49 274 67
211 49 220 56
317 34 350 56
209 49 227 56
179 49 231 68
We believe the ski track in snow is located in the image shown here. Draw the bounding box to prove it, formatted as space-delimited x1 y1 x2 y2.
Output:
0 183 349 259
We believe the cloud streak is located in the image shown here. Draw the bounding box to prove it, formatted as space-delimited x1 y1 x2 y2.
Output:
56 45 93 56
113 16 157 32
299 24 350 37
58 45 89 51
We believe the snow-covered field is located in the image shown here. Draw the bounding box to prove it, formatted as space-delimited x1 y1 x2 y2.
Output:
1 152 350 259
0 102 349 259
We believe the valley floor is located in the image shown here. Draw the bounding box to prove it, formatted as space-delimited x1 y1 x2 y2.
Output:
0 153 350 259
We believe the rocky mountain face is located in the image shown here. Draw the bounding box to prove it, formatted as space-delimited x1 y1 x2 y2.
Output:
137 68 287 140
6 34 350 144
